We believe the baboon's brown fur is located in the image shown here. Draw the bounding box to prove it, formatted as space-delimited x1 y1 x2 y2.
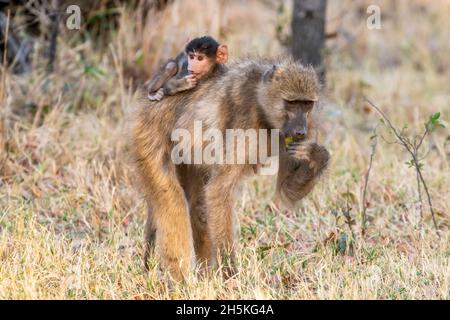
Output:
130 57 330 280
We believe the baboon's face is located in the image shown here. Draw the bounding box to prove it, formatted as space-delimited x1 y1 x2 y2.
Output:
281 99 315 141
187 52 214 79
258 62 319 140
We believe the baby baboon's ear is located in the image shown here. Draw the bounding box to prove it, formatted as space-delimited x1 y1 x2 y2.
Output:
216 45 228 64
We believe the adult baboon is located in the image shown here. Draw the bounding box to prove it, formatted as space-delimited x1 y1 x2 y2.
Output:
130 57 329 280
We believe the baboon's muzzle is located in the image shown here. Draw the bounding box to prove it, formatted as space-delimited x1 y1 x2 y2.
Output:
284 112 308 142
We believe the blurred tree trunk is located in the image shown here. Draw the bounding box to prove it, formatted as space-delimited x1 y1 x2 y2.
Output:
0 11 31 74
47 0 60 74
291 0 327 81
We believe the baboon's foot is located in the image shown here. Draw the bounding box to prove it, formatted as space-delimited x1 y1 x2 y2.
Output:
148 88 165 101
193 234 213 269
158 252 196 283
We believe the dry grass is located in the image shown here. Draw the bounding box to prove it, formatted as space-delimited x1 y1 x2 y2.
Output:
0 0 449 299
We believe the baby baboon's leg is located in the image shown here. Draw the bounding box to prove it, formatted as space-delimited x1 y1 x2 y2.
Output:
146 60 178 94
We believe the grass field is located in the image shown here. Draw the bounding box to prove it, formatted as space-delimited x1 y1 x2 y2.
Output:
0 0 449 299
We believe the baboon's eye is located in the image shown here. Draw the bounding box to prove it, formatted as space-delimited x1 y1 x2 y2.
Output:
283 99 298 106
284 99 314 114
301 101 314 113
283 99 300 112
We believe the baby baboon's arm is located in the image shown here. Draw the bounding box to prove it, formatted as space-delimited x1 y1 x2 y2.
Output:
275 140 329 208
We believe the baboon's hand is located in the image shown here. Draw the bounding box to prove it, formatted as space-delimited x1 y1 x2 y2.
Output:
148 88 165 101
184 75 197 89
287 141 330 171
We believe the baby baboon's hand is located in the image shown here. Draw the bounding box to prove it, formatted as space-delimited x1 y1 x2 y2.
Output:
184 75 197 89
148 88 165 101
287 141 330 171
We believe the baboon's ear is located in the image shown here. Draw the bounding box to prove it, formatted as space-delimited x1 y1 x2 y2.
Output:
263 65 277 83
216 45 228 64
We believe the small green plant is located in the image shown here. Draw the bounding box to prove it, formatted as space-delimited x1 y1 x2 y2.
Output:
365 98 446 237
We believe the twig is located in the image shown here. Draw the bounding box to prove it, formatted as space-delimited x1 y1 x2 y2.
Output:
415 163 439 235
361 125 378 236
365 97 440 237
416 166 423 219
343 195 356 241
415 127 428 150
413 138 424 219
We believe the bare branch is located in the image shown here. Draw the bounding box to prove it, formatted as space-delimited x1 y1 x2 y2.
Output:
361 125 378 236
416 127 429 150
365 98 414 154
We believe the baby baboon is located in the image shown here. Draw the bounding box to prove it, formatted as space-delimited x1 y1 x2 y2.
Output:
146 36 228 101
131 57 329 281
